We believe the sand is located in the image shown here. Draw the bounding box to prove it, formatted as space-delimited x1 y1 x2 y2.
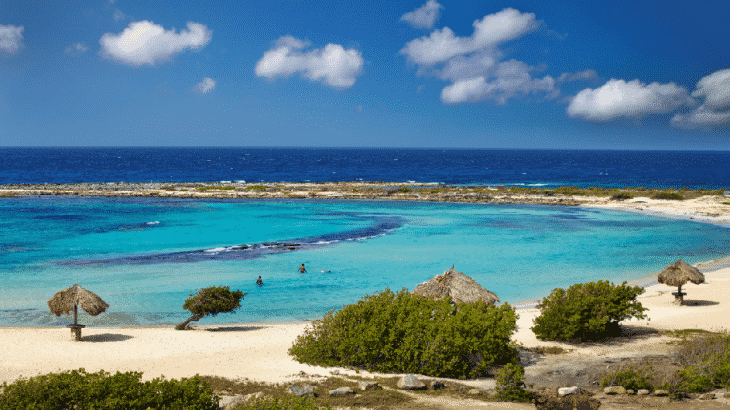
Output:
2 266 729 388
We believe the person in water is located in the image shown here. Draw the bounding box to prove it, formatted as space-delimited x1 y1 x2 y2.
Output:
299 264 306 273
256 276 263 285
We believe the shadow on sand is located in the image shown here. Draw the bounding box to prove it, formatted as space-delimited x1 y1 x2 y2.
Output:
205 325 267 332
81 333 134 342
682 299 719 306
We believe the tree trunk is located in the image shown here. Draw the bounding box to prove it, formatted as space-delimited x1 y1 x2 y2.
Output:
176 314 204 330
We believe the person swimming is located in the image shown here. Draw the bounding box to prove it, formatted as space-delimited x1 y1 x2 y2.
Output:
256 276 263 285
299 263 306 273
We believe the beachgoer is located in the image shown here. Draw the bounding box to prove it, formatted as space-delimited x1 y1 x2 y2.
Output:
256 276 263 285
299 264 306 273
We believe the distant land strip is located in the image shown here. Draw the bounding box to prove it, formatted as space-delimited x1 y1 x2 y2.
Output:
0 181 728 205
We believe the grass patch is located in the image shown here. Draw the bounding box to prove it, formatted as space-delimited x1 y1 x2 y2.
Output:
652 192 685 200
245 185 267 191
662 328 716 339
197 186 235 191
525 346 571 355
199 375 412 409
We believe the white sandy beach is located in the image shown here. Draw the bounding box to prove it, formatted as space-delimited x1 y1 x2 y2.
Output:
2 265 729 387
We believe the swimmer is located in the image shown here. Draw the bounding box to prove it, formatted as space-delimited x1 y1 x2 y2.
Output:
256 276 263 285
299 263 307 273
321 270 331 273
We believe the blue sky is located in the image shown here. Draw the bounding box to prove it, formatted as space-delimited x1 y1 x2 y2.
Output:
1 0 729 149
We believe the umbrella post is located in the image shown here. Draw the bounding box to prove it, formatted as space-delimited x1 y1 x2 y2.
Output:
672 285 686 306
74 304 78 326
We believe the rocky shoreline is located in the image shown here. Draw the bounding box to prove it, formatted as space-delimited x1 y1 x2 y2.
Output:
3 181 730 225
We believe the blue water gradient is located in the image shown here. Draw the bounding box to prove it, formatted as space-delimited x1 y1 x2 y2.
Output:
1 196 729 327
2 147 730 188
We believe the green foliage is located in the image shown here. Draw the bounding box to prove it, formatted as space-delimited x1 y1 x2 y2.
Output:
289 288 519 378
652 192 684 200
677 333 730 392
600 365 654 391
494 364 533 402
531 281 648 342
0 369 218 410
177 286 246 329
235 395 330 410
610 193 634 200
198 186 235 191
398 186 411 193
246 185 267 191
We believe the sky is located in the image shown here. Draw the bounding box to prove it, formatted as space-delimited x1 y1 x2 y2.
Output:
1 0 729 149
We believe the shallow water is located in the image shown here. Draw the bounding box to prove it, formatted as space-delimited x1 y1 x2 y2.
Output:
1 196 729 327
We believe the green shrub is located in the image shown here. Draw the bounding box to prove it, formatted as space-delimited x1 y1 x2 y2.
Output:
494 364 533 402
289 288 519 379
610 193 634 201
176 286 247 330
0 369 218 409
246 185 267 191
398 186 411 193
600 365 654 391
531 281 648 342
652 192 684 200
677 333 730 392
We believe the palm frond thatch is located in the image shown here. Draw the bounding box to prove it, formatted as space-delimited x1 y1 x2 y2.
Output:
47 283 109 317
413 267 499 305
657 259 705 288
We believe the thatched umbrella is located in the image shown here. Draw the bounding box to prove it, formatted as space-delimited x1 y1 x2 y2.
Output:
48 284 109 340
413 266 500 305
657 259 705 305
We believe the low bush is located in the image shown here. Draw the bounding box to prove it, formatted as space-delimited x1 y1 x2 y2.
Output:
600 365 654 391
494 364 533 402
652 192 684 200
289 288 519 379
676 332 730 392
610 193 634 201
0 369 218 410
246 185 267 191
532 281 648 342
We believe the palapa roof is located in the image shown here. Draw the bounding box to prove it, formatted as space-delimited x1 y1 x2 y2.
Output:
412 267 500 305
657 259 705 287
47 283 109 317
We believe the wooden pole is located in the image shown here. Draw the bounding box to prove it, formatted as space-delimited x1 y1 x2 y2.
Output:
74 304 78 325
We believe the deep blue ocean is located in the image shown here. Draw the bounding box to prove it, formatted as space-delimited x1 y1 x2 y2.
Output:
2 148 730 327
1 147 730 188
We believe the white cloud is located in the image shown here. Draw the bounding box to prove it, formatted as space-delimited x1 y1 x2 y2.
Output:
670 69 730 128
401 0 443 29
100 21 212 66
192 77 216 94
567 79 693 121
65 42 88 56
255 36 363 88
441 60 555 104
400 8 537 65
558 69 597 83
0 24 23 54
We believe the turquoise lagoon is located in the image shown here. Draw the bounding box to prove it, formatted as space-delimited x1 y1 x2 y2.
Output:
1 196 729 327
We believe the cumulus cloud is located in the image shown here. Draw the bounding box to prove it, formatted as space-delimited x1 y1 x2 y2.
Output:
671 69 730 128
401 8 537 65
65 42 88 56
401 0 443 29
192 77 216 94
558 69 597 83
255 36 363 88
100 21 212 66
567 79 693 121
0 24 23 54
441 60 555 104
